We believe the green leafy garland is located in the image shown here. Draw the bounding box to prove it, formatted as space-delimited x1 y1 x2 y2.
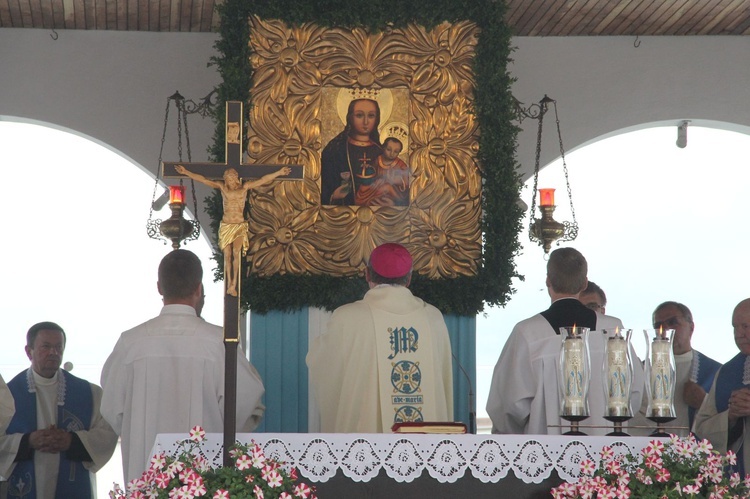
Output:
206 0 523 316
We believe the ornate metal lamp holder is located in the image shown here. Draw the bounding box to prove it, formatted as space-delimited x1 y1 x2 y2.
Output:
522 95 579 253
146 91 210 249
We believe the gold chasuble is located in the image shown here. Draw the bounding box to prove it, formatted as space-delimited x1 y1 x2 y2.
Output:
372 307 440 428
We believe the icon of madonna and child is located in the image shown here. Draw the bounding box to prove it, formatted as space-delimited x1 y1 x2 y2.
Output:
320 90 411 207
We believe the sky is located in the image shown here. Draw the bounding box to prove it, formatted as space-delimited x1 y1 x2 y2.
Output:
0 120 226 382
2 118 750 488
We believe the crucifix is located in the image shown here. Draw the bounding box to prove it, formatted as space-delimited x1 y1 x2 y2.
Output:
163 101 303 465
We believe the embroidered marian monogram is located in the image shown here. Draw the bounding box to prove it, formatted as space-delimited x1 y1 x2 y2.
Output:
373 310 438 429
388 327 419 360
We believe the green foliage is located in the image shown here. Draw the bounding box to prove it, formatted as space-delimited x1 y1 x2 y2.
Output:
207 0 522 316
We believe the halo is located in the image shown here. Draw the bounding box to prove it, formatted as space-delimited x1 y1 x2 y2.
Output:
336 88 394 128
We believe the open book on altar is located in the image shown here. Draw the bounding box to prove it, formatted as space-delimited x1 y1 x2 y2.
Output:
391 422 467 434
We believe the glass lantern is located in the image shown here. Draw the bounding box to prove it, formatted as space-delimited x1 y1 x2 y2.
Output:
558 326 591 434
643 328 677 436
602 328 634 435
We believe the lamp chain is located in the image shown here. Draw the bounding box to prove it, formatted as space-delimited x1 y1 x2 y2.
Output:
177 98 200 226
527 98 547 242
148 98 173 223
552 100 577 227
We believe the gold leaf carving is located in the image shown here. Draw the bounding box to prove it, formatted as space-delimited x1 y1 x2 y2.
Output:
246 17 482 278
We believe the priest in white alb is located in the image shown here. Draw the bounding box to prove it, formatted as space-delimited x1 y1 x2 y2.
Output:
486 247 644 435
100 249 266 483
307 243 454 432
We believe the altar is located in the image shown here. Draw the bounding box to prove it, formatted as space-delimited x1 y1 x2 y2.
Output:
153 433 657 498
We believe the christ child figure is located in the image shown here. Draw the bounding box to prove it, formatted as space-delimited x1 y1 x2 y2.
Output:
356 137 410 206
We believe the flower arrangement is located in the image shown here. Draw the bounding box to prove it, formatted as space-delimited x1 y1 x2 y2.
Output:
551 434 750 499
109 426 317 499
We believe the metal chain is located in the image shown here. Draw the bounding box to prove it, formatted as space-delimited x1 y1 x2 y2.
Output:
527 97 548 242
180 100 200 226
148 98 172 222
551 100 577 227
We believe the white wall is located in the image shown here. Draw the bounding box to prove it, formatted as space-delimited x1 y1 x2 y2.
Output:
0 28 220 223
2 28 749 215
511 36 750 179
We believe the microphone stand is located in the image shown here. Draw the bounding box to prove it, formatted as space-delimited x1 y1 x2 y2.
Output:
452 352 476 434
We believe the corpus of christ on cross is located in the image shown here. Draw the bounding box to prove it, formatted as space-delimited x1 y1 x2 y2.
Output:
162 100 303 465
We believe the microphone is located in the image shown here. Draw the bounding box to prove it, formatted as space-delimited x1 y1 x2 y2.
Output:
452 351 476 434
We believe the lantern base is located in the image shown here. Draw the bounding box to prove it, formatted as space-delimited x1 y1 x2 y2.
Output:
648 416 676 437
560 414 589 436
604 415 632 436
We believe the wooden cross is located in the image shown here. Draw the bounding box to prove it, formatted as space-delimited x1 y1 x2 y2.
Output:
162 101 303 466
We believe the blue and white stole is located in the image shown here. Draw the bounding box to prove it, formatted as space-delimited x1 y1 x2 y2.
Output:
687 350 722 428
6 369 93 499
714 353 750 474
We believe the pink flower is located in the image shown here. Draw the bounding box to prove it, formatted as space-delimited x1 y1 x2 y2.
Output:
580 459 596 476
555 482 577 496
643 440 665 457
605 459 622 475
704 466 723 484
294 483 313 498
726 450 738 466
682 483 700 494
262 464 278 482
252 446 267 468
245 475 255 483
191 456 210 473
266 470 283 488
150 453 168 470
155 473 172 489
696 438 714 454
614 485 631 499
645 454 663 469
254 484 265 499
213 491 229 499
127 478 147 492
616 473 630 487
189 426 206 443
655 468 671 483
236 454 252 471
730 472 741 488
280 494 294 499
635 468 652 485
600 446 615 461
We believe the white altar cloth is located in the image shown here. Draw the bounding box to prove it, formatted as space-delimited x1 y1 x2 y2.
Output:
152 433 657 485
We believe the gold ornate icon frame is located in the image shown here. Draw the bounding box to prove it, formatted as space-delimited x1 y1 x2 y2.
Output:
244 16 482 279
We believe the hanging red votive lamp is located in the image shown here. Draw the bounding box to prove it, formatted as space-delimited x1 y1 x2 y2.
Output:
169 185 186 205
539 188 555 206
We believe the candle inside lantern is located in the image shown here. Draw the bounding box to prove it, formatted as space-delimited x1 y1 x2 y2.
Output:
559 326 589 417
649 335 674 417
169 185 186 204
539 188 555 206
605 328 631 417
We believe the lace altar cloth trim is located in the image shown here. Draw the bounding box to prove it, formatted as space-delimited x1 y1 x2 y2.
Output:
153 433 656 485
